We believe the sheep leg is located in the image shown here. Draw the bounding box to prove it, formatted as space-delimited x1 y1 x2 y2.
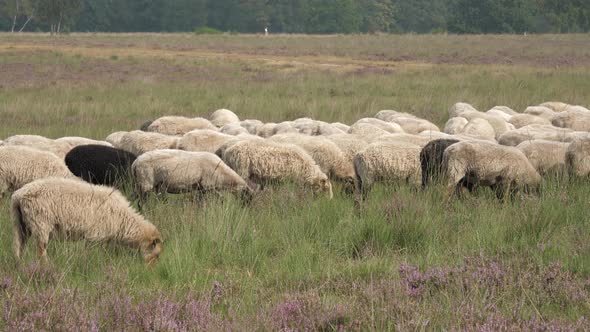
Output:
37 239 48 263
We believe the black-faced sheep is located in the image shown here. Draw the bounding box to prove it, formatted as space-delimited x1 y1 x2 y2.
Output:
222 140 333 199
443 141 541 199
0 146 75 196
65 144 137 187
11 177 163 265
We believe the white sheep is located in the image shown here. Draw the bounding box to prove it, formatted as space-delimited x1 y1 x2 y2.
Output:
239 119 264 134
443 141 541 199
552 109 590 131
0 146 75 196
347 123 392 140
209 109 240 127
444 117 469 135
489 106 518 116
326 134 369 164
524 106 557 120
116 130 179 156
372 133 432 147
317 122 346 135
55 137 113 151
105 131 128 147
509 114 552 129
2 134 69 158
177 129 235 154
353 118 405 134
449 102 479 117
460 118 496 140
220 123 250 136
147 116 217 136
498 125 573 146
354 141 422 198
331 122 351 133
486 109 513 121
132 150 252 204
268 134 356 189
566 137 590 177
256 123 278 137
516 140 569 175
540 102 571 113
222 140 333 199
11 177 162 264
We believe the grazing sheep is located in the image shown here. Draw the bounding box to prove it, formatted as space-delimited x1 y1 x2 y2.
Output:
524 106 557 120
274 122 299 135
498 125 573 146
552 110 590 131
256 123 278 137
460 118 496 140
105 131 128 146
326 134 369 164
386 116 440 134
116 130 179 156
374 133 432 147
443 141 541 199
331 122 351 133
489 106 518 116
147 116 217 136
516 140 569 175
2 134 69 158
509 114 552 129
317 122 345 135
566 138 590 177
65 145 137 187
269 134 356 190
55 137 113 151
0 146 75 196
444 117 469 135
210 109 240 127
540 102 570 113
177 129 235 154
348 123 391 139
222 140 333 199
449 102 479 117
486 109 513 121
11 177 162 265
354 141 423 198
132 150 252 204
140 120 154 131
239 119 264 134
375 110 418 122
353 118 405 134
220 123 250 136
420 139 460 188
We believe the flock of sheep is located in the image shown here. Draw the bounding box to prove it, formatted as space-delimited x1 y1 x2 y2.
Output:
2 101 590 265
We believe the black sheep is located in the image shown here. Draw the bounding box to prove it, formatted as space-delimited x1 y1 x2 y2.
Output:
420 139 460 188
65 144 137 187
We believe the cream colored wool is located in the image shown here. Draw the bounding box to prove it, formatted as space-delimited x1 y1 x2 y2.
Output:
489 106 518 116
372 133 432 147
354 141 423 195
0 146 75 196
116 130 179 156
509 114 552 129
177 129 236 154
486 109 513 121
317 123 345 135
516 140 570 175
448 102 479 117
215 135 263 159
566 138 590 177
326 134 369 164
220 123 250 136
552 110 590 131
273 122 299 135
444 117 469 135
498 125 573 146
524 106 557 120
11 177 162 264
55 137 113 151
347 123 392 140
256 123 278 137
222 140 333 199
209 109 240 127
353 118 405 134
105 131 128 147
2 134 70 158
375 110 419 121
443 141 541 195
147 116 217 135
133 149 251 198
460 118 496 140
269 134 356 185
540 102 571 113
239 119 264 135
330 122 350 133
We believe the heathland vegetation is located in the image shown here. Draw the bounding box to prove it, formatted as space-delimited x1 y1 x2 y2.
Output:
0 33 589 330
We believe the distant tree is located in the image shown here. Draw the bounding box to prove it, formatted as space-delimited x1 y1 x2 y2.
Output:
393 0 448 33
1 0 36 32
361 0 396 33
36 0 81 34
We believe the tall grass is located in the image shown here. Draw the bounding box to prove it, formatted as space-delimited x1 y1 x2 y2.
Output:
0 34 589 329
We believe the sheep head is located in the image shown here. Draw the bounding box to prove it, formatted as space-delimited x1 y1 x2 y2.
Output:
140 226 163 266
312 175 333 200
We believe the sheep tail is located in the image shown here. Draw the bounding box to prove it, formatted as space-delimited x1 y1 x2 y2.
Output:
11 198 29 260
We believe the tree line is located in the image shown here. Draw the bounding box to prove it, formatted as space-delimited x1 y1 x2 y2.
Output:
1 0 589 34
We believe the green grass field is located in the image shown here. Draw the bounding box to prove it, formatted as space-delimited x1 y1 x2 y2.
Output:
0 33 589 330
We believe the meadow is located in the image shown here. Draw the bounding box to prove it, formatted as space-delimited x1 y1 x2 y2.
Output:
0 33 590 330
